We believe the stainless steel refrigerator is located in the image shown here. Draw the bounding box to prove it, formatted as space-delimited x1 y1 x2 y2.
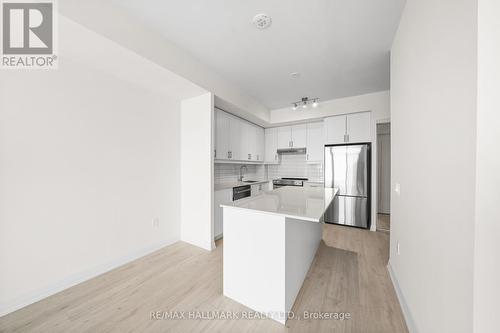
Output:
324 143 371 229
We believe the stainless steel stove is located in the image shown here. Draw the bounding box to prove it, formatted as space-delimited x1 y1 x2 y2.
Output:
272 177 308 189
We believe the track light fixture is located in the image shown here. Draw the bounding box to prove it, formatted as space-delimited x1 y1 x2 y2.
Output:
290 97 319 110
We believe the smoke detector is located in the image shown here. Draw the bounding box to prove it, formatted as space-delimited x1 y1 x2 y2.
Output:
253 13 272 29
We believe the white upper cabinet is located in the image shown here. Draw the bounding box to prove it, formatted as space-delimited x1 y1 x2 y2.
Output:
265 128 279 163
325 115 347 144
246 123 261 161
277 126 292 149
256 126 265 161
291 124 307 148
276 124 307 149
214 109 265 163
347 112 371 143
215 109 229 160
325 112 371 144
228 114 242 160
306 121 324 163
240 121 252 161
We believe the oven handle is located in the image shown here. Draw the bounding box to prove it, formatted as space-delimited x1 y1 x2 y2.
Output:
234 188 251 194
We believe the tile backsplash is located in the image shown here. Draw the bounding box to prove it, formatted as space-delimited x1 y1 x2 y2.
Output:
214 163 266 183
214 154 323 184
267 154 324 182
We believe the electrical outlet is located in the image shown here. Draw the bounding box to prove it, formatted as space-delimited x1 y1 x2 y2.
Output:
152 217 160 228
396 241 400 255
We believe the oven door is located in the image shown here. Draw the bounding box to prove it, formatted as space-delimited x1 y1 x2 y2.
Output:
233 185 251 201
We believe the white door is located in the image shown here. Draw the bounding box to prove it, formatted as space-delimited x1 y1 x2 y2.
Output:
291 124 307 148
277 126 292 149
215 110 229 160
306 122 324 162
377 132 391 214
265 128 278 163
347 112 371 143
325 115 347 144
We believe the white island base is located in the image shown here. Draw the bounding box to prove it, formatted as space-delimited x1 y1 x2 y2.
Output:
222 187 336 324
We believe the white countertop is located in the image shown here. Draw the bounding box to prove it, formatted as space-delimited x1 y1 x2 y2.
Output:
214 179 271 191
221 186 338 222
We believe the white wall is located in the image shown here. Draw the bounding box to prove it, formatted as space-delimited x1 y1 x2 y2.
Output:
474 0 500 332
0 16 204 316
269 91 390 124
180 93 215 251
390 0 477 332
270 91 390 231
60 0 270 123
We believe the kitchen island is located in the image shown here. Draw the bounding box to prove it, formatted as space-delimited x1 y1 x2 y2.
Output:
221 186 337 324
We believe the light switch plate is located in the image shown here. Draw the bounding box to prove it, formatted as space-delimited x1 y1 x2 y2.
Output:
394 183 401 196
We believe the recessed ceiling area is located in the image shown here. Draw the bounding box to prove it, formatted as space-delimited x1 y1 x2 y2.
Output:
110 0 406 109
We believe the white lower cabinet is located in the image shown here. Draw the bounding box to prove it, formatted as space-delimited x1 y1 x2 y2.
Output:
214 189 232 239
251 183 265 196
214 182 270 240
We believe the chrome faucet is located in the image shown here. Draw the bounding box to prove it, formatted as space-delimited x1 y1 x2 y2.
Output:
239 165 248 182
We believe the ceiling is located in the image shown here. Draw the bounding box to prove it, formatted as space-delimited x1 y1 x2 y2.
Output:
110 0 406 110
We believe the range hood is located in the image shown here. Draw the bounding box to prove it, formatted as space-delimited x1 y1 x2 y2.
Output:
277 147 307 154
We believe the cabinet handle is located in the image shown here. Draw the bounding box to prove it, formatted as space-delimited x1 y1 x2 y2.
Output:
307 154 309 161
346 134 349 142
214 149 217 158
275 154 277 160
257 154 259 160
228 151 232 159
248 153 251 160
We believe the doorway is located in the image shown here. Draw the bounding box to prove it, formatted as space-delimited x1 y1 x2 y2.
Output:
377 123 391 232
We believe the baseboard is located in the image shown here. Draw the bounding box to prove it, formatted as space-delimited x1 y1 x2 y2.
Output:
387 262 418 333
0 237 179 317
180 236 214 251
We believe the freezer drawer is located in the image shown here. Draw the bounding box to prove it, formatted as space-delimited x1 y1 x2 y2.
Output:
324 196 369 229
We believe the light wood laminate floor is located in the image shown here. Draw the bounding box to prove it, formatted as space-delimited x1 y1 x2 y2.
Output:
0 224 407 333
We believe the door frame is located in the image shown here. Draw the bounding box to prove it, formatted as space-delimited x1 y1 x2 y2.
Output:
376 121 391 216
